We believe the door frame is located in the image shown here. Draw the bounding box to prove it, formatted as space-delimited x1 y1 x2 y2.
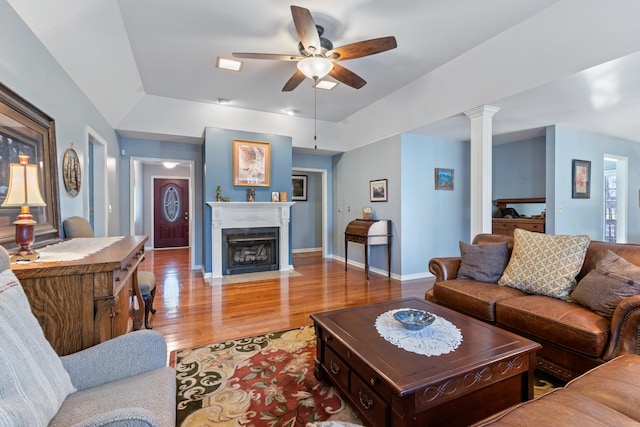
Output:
129 157 196 267
603 154 628 243
291 167 328 258
85 126 108 236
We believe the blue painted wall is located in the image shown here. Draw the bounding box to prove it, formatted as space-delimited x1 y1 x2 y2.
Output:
203 128 293 273
401 134 470 276
549 125 640 241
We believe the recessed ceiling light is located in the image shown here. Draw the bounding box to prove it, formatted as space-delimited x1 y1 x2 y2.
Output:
216 57 243 71
315 80 338 90
284 109 298 116
163 162 178 169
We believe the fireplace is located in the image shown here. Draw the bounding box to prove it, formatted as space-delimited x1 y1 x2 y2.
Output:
222 227 279 275
207 202 294 278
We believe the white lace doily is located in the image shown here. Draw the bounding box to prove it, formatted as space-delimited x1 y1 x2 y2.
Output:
375 308 463 356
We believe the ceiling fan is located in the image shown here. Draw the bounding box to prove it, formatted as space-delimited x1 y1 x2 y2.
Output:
232 5 398 91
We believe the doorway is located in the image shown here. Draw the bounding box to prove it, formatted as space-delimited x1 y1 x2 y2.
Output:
153 178 190 248
603 154 627 243
291 168 328 258
87 127 108 236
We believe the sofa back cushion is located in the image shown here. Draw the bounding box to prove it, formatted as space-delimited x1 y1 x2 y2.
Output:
498 229 590 301
457 240 510 283
570 250 640 318
0 267 75 425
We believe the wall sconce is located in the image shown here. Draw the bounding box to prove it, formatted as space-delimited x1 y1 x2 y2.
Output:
1 155 46 261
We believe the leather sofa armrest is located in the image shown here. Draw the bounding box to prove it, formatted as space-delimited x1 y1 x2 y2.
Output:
603 295 640 360
428 257 461 282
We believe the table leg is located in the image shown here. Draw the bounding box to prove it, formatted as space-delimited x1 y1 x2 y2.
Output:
387 242 391 277
345 240 348 271
365 244 370 279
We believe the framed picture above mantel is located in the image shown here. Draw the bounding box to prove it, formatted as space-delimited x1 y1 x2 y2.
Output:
233 139 270 187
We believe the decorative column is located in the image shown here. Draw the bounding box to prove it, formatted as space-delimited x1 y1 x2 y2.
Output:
464 105 500 240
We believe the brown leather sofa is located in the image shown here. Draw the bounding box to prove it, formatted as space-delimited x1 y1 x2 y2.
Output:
474 354 640 426
426 233 640 381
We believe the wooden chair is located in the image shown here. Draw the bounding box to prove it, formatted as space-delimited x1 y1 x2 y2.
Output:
62 216 157 329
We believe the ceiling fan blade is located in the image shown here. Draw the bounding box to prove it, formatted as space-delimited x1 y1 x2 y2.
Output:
282 69 306 91
232 52 303 61
328 36 397 61
291 5 321 54
329 63 366 89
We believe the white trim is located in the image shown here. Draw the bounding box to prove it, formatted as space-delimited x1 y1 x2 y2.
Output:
85 126 108 237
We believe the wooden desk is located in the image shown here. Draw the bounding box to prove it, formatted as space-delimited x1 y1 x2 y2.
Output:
11 236 148 356
344 219 391 279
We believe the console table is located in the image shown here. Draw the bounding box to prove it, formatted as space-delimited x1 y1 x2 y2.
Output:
11 236 148 356
344 219 391 279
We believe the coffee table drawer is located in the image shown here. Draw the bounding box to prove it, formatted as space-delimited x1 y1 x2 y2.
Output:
325 346 349 391
350 371 388 426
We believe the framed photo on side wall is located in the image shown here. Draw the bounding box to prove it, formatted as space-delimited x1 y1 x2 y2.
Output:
435 168 454 190
292 175 307 201
370 179 388 202
572 159 591 199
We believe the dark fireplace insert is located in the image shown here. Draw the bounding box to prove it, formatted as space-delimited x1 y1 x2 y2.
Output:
222 227 279 275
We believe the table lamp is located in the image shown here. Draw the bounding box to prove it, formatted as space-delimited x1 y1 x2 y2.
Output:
1 155 46 261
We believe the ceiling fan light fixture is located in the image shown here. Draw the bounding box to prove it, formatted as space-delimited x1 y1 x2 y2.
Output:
297 56 333 80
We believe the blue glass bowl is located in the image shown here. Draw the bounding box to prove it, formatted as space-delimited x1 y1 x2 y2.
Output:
393 309 435 331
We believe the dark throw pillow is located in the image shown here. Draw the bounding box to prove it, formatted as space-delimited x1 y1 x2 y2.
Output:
570 250 640 318
457 240 509 283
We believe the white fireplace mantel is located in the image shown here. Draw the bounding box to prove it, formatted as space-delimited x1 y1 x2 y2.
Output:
207 202 295 278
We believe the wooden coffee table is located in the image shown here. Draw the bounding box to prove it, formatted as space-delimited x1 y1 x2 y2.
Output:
310 298 541 427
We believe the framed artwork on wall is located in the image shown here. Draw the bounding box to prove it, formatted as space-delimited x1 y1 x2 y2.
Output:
292 175 307 201
435 168 454 190
62 147 81 197
572 159 591 199
370 179 388 202
233 139 270 186
0 82 60 248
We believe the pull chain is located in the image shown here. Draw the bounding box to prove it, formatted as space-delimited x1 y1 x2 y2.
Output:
314 83 318 150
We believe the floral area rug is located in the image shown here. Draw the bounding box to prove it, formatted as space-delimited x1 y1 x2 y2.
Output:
174 326 362 426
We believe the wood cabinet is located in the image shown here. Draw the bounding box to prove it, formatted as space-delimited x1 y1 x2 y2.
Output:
493 198 545 236
11 236 148 356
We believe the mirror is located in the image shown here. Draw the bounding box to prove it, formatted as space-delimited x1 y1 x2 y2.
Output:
0 82 60 249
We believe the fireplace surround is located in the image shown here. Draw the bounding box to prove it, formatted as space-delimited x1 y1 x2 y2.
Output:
207 202 294 278
222 227 278 275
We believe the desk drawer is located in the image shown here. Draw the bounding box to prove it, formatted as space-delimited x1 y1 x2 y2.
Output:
325 346 349 391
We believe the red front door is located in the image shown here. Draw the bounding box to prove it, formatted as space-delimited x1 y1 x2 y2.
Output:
153 178 189 248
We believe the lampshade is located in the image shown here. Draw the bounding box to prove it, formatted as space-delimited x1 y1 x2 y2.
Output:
297 56 333 80
2 155 46 208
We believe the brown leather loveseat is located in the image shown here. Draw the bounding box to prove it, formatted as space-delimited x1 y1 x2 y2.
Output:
426 233 640 381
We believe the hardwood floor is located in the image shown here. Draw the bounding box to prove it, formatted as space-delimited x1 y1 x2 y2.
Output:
139 248 433 357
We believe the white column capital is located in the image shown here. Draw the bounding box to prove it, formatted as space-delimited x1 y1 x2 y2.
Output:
464 105 500 119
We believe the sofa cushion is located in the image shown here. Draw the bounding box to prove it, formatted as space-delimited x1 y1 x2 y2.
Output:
496 295 610 358
570 250 640 318
433 280 527 322
498 229 590 301
457 240 509 283
0 269 76 426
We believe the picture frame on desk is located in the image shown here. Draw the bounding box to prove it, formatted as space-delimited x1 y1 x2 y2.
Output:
0 82 60 248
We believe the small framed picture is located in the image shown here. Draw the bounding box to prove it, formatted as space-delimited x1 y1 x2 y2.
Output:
271 191 280 202
292 175 307 201
572 159 591 199
435 168 454 190
370 179 388 202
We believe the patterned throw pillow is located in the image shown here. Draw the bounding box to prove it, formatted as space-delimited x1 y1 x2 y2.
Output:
457 240 509 283
498 229 590 300
0 268 76 425
570 250 640 318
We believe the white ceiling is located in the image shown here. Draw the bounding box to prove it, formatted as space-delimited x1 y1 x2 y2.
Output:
7 0 640 147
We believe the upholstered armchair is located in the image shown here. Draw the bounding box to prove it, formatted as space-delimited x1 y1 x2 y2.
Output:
0 246 175 426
